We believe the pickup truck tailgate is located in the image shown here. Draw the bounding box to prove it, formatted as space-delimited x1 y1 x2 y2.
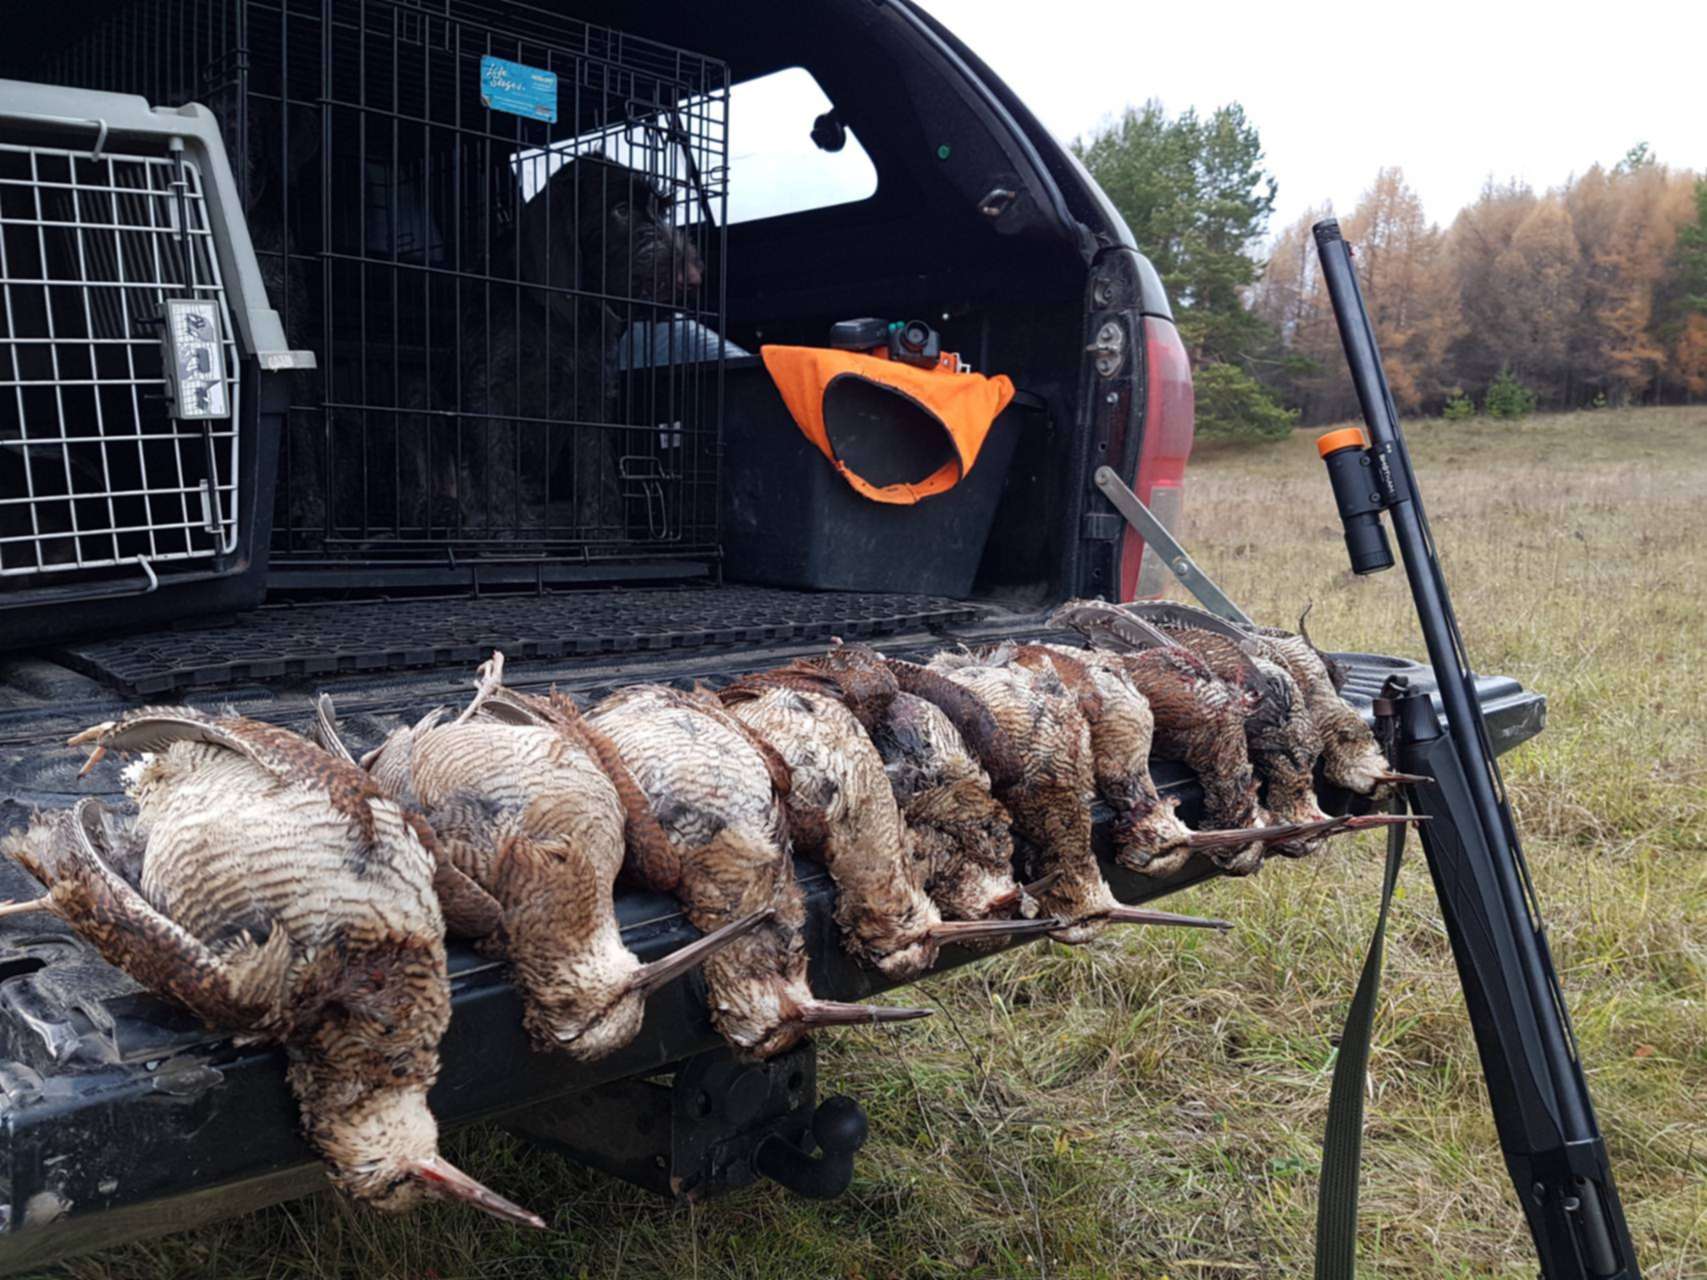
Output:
0 640 1544 1271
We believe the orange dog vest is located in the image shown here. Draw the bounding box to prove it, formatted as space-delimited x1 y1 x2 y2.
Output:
760 345 1015 505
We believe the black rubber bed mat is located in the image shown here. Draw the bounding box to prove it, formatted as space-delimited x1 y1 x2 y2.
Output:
51 587 986 696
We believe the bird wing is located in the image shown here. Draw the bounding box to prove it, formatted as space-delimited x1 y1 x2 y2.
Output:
431 857 506 942
464 682 683 894
13 800 291 1032
687 687 796 802
1045 600 1180 653
74 707 385 820
884 658 1023 793
83 709 444 946
718 665 847 708
1122 600 1257 647
471 685 566 729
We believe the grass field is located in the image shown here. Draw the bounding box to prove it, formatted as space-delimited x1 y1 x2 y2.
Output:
45 407 1707 1280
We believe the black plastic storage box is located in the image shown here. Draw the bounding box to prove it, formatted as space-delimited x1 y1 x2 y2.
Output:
719 357 1025 598
0 82 309 649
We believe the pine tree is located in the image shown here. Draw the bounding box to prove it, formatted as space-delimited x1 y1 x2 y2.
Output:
1075 101 1291 441
1483 364 1537 418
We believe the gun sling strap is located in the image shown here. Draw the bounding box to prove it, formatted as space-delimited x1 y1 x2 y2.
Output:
1315 700 1409 1280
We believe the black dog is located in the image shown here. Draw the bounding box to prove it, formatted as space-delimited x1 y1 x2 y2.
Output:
445 152 704 542
274 149 702 553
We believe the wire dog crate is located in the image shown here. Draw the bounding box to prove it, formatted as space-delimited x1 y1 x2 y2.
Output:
29 0 731 587
0 82 301 645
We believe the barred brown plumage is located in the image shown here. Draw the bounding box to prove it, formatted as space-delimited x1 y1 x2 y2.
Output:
348 657 766 1064
1251 620 1422 796
586 683 929 1059
996 644 1297 877
869 689 1023 924
720 680 1057 980
3 710 542 1227
918 649 1229 942
1049 599 1427 867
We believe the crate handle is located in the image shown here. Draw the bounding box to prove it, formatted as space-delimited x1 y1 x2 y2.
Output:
0 558 156 611
0 111 109 161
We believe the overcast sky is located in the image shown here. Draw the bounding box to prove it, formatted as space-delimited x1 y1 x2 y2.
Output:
918 0 1701 239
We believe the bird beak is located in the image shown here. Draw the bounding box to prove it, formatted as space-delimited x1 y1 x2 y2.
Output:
1183 821 1308 852
1341 813 1430 830
1099 905 1232 931
791 1000 933 1028
1374 772 1433 787
1260 812 1428 844
926 916 1064 944
627 907 775 998
407 1154 546 1229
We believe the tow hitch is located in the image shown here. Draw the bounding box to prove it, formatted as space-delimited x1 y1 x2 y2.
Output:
509 1042 869 1202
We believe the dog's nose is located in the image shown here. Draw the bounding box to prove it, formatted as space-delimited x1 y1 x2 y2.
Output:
680 257 703 290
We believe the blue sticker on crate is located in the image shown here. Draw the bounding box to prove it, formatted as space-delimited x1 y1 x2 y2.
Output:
479 55 557 123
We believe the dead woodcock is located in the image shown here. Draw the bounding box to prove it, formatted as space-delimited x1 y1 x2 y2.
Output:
912 648 1229 944
1247 607 1426 797
584 682 930 1059
868 681 1024 924
1050 600 1423 864
0 709 543 1227
331 655 769 1062
812 647 1055 924
1087 605 1335 855
717 653 1059 980
1042 607 1277 873
997 643 1305 878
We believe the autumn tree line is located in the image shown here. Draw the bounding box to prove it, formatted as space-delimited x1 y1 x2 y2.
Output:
1076 105 1707 438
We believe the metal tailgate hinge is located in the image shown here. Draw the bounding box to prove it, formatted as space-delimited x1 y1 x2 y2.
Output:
1092 465 1252 625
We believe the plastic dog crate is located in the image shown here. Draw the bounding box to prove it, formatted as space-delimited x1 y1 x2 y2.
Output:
719 358 1028 599
0 81 308 648
17 0 731 589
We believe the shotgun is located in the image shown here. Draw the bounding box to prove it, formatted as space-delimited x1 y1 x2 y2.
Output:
1311 217 1639 1279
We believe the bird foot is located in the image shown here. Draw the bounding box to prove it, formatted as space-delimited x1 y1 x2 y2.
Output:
0 898 54 919
455 650 508 725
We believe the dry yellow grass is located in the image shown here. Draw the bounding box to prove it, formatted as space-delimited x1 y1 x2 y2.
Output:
43 407 1707 1280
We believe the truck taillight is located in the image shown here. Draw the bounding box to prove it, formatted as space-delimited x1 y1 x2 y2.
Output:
1120 316 1195 601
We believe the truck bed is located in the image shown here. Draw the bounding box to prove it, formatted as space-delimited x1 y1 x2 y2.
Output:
0 590 1547 1270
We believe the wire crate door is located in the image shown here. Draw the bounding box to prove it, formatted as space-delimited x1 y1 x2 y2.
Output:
0 135 242 595
245 0 730 570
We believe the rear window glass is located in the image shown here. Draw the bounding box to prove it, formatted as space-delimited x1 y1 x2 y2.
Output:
507 67 874 228
725 67 877 224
